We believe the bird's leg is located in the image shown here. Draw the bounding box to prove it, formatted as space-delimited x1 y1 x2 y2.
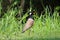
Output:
29 28 32 36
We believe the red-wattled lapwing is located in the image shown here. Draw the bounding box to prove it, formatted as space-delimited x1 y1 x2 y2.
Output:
22 11 34 33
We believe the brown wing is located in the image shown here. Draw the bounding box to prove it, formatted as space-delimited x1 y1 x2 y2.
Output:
22 18 34 33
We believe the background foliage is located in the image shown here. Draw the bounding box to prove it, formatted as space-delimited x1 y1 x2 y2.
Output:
0 0 60 40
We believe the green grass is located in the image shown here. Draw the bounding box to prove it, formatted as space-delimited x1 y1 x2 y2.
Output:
0 6 60 40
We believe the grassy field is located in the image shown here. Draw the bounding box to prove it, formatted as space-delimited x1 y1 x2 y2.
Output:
0 6 60 40
0 0 60 39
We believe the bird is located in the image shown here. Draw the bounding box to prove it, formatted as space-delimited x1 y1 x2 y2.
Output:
22 12 34 33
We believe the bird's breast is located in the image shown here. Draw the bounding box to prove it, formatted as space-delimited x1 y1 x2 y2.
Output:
25 18 34 27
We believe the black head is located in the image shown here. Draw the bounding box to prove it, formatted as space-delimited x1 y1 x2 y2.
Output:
26 10 34 20
28 11 34 15
28 11 34 19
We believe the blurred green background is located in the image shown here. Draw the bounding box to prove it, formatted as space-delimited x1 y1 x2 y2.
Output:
0 0 60 40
